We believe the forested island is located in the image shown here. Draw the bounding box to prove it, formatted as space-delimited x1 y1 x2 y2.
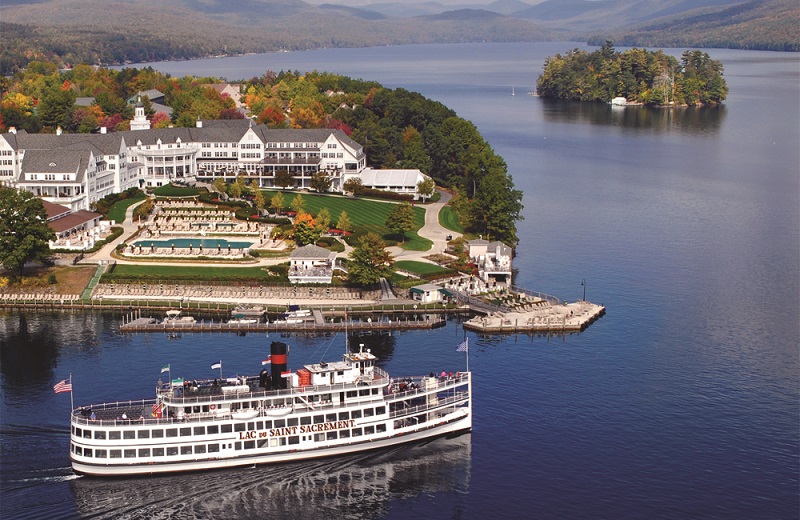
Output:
0 64 522 245
536 43 729 106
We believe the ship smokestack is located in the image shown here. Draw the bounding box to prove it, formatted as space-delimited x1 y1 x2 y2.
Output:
270 341 288 389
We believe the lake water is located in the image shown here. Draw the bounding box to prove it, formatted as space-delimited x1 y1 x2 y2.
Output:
2 43 798 519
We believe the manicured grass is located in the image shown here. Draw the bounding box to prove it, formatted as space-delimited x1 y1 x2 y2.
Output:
395 260 450 276
261 191 431 251
439 206 464 233
106 194 146 223
101 264 283 283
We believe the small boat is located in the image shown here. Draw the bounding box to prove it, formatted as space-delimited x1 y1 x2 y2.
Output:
68 341 472 476
163 310 195 324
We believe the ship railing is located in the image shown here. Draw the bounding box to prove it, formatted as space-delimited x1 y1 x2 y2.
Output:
388 391 469 419
387 372 469 399
156 371 390 406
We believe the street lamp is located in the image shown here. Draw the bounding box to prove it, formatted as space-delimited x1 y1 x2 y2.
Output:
581 279 586 302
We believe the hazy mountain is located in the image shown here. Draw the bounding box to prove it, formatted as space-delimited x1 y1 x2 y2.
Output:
0 0 795 75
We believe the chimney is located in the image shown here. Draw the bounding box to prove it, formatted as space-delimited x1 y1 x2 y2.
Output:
196 117 203 128
56 126 62 136
100 127 107 134
8 127 16 134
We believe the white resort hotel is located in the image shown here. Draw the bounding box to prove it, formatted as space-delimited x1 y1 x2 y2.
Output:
0 104 431 212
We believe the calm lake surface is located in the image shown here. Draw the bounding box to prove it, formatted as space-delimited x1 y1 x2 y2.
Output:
2 43 798 519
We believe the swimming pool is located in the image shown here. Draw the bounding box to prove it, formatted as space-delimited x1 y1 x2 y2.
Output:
133 238 254 250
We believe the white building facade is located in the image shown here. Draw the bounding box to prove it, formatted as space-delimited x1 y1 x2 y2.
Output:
1 119 427 210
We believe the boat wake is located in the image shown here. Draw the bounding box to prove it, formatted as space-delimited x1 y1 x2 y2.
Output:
69 434 472 519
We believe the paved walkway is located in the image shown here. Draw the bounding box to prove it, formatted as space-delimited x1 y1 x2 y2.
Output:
85 189 460 269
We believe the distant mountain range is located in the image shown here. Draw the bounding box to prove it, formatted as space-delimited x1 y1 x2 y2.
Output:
0 0 796 73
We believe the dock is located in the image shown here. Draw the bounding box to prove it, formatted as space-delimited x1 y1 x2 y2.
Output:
462 300 605 333
120 315 446 333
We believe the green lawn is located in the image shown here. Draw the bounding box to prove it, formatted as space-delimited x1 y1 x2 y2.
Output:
439 206 464 233
106 195 146 223
101 264 283 283
395 260 450 276
261 191 431 251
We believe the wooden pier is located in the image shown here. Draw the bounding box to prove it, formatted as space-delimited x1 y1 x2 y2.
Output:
120 316 447 333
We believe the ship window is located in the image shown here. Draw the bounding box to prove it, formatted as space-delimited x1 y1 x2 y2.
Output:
166 428 178 438
152 429 164 438
313 415 324 424
193 406 201 414
247 422 255 430
326 431 337 440
124 431 135 440
208 444 219 453
257 421 264 430
181 446 192 455
138 448 150 458
234 442 242 450
138 430 150 439
193 426 205 435
287 418 298 427
364 408 374 417
152 448 164 457
167 447 178 456
359 389 369 396
180 427 191 437
339 430 350 439
124 449 136 458
376 424 386 433
326 414 336 422
376 406 385 415
258 439 269 449
234 423 246 432
109 431 121 439
300 416 311 425
207 425 219 434
352 410 362 419
221 425 232 433
74 446 83 456
274 419 286 428
372 388 379 395
71 426 76 435
244 440 255 449
270 438 279 447
195 445 206 454
75 427 82 437
94 430 106 439
352 428 362 437
288 436 299 445
338 412 349 421
347 391 357 398
314 433 325 442
279 438 287 446
364 426 374 435
263 421 272 430
95 449 107 458
110 449 122 458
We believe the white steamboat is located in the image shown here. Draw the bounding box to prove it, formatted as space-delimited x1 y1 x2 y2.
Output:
69 341 472 476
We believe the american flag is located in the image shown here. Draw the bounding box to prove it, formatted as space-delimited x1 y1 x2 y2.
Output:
53 379 72 394
456 339 468 352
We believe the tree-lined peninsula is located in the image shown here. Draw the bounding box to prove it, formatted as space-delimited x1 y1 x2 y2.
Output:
0 64 523 245
536 43 729 106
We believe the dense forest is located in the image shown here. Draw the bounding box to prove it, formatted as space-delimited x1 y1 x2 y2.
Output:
535 43 729 106
0 64 523 245
587 0 800 52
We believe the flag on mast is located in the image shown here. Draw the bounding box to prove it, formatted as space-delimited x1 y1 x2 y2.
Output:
262 356 272 365
210 361 222 370
53 379 72 394
161 364 170 374
456 338 468 352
